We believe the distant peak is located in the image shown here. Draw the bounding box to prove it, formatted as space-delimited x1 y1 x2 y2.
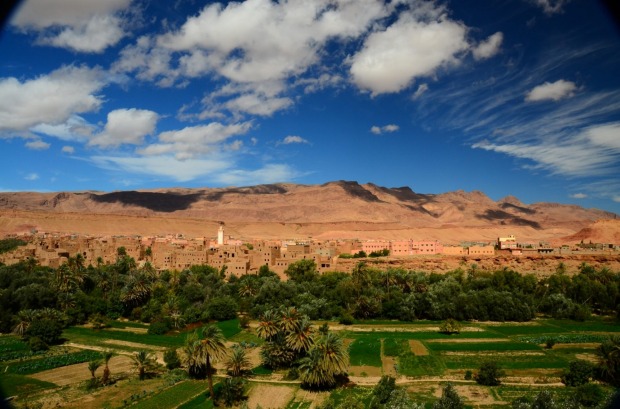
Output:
499 195 523 206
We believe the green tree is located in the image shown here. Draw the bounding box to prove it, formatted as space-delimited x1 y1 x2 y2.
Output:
561 360 594 386
474 361 504 386
432 383 464 409
131 350 157 380
88 360 102 378
226 345 251 377
101 350 115 385
197 325 228 400
439 318 462 335
597 335 620 386
299 332 348 389
163 348 181 370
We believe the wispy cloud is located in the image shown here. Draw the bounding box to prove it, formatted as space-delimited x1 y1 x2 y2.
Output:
25 140 50 150
570 193 587 199
24 172 39 181
530 0 571 15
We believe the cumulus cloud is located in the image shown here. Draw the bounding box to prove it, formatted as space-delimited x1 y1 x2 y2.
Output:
89 109 159 148
25 140 50 150
62 146 75 154
137 122 252 160
473 32 503 60
371 124 400 135
280 135 309 145
31 115 94 142
349 9 468 95
526 79 577 102
570 193 587 199
10 0 132 52
0 66 105 133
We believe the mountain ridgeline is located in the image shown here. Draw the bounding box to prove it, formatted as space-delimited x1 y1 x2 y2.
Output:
0 181 614 232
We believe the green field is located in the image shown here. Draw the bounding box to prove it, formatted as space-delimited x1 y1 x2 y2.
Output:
0 374 57 397
129 380 208 409
425 341 541 352
6 350 102 374
349 338 382 367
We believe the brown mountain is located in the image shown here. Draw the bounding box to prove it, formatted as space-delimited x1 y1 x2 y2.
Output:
0 181 616 243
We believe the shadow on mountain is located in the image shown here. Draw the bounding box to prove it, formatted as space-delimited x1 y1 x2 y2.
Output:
323 181 383 202
204 184 288 201
477 209 541 229
91 191 202 212
500 202 536 215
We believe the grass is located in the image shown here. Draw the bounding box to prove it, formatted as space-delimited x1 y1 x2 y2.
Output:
0 374 57 396
0 336 45 362
229 331 263 345
443 354 567 370
286 400 312 409
252 365 273 375
349 330 501 340
63 326 189 349
130 380 208 409
426 342 541 352
518 334 608 344
349 338 382 367
215 318 242 339
6 349 102 374
177 391 215 409
383 338 408 357
105 320 150 330
398 352 446 376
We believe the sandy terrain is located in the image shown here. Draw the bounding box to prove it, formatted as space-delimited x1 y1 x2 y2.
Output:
30 355 134 386
408 340 429 355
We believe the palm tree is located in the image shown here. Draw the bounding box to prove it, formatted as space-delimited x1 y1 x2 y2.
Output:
256 310 279 340
101 350 115 385
226 345 251 377
598 335 620 385
198 325 228 400
12 309 36 337
131 350 157 381
285 316 314 353
183 332 207 378
299 332 348 389
278 307 300 333
88 360 102 378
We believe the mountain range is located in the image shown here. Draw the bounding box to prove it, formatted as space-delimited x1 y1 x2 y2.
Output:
0 181 617 244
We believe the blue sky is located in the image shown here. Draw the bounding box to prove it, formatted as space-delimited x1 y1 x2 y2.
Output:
1 0 619 213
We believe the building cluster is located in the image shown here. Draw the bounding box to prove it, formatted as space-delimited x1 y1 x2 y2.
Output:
1 227 617 278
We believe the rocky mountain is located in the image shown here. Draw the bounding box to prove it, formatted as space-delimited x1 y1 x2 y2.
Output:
0 181 616 243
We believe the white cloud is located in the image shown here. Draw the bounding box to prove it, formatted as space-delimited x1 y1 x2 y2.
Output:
89 109 159 148
526 79 577 102
24 173 39 181
0 66 104 133
473 32 503 60
531 0 570 15
11 0 132 52
137 122 252 160
214 164 298 186
223 93 293 117
25 140 50 150
371 124 400 135
31 115 94 141
570 193 587 199
280 135 309 145
412 83 429 100
349 10 469 94
614 196 620 203
62 146 75 154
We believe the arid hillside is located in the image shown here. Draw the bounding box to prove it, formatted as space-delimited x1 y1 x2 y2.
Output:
0 181 617 243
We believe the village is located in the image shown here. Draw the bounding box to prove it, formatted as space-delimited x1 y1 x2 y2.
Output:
1 225 617 278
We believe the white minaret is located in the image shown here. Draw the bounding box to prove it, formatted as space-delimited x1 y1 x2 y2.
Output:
217 224 224 246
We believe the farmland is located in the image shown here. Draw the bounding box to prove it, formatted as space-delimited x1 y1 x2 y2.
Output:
2 316 618 408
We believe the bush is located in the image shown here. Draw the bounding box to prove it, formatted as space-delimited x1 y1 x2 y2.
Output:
474 361 504 386
284 367 299 380
207 296 238 321
339 312 354 325
25 319 63 345
573 383 606 407
148 320 172 335
464 370 472 380
28 336 49 352
372 375 396 405
439 318 462 334
545 338 556 349
561 360 594 386
239 315 251 329
163 348 181 370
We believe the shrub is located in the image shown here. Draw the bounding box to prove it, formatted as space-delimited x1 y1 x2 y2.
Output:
284 367 299 380
239 315 251 329
372 375 396 405
27 336 48 352
25 319 63 345
561 360 594 386
339 312 354 325
433 383 464 409
474 361 504 386
207 296 238 321
439 318 462 335
464 370 472 380
148 320 172 335
163 348 181 370
573 383 606 407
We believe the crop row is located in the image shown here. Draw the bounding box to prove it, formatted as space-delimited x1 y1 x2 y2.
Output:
7 350 102 374
518 334 608 344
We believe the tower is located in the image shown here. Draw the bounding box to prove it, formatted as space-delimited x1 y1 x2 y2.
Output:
217 224 224 246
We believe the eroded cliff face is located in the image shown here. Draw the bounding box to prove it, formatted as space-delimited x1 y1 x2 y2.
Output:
0 181 616 242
